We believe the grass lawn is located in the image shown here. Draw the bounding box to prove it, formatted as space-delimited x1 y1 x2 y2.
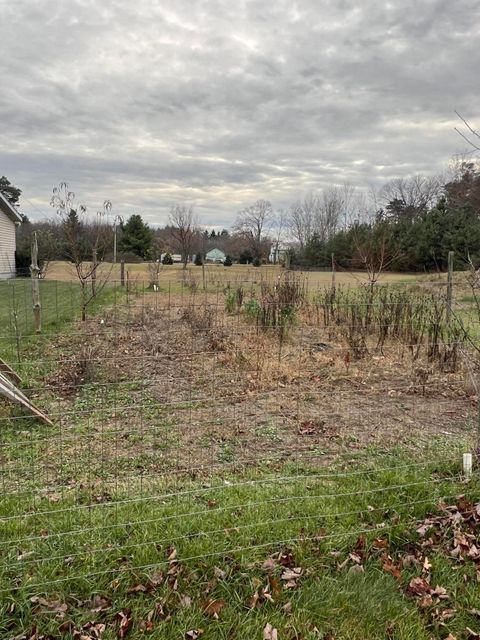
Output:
0 279 127 370
1 270 479 639
0 447 479 639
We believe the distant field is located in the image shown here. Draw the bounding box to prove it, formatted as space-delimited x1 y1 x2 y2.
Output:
43 260 428 288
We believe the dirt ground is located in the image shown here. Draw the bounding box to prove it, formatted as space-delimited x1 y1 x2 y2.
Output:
5 285 471 497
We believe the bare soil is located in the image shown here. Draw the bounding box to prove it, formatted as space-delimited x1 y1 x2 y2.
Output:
8 288 470 496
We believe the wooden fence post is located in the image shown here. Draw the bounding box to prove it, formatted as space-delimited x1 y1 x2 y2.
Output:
30 232 42 334
120 259 125 287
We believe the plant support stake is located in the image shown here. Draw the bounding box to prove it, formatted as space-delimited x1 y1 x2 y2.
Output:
30 231 42 333
463 453 472 478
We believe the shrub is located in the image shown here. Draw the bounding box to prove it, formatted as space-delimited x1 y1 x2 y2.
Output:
194 253 203 266
225 288 236 313
244 297 261 321
224 255 233 267
225 285 244 313
253 257 261 267
162 253 174 265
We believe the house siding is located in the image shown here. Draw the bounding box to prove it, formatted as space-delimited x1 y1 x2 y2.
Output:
0 210 17 279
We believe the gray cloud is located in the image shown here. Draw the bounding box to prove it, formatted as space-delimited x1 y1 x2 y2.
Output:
1 0 479 227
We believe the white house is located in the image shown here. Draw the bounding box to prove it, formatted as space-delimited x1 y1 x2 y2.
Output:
0 192 22 279
269 244 290 264
205 248 226 263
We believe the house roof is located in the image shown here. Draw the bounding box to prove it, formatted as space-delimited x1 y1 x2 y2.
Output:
0 192 22 224
206 248 226 258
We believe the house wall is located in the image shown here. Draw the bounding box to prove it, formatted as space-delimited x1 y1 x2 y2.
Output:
0 210 17 279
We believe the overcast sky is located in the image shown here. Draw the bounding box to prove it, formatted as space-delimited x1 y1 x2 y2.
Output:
1 0 479 228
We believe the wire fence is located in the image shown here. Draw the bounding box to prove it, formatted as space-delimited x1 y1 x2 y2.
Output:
0 268 479 601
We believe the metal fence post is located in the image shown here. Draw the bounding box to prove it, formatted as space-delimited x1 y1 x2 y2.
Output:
446 250 454 324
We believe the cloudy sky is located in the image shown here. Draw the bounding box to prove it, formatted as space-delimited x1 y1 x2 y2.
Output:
1 0 479 228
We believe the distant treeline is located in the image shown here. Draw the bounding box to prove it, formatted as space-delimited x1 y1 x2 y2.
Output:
291 162 480 272
8 160 480 275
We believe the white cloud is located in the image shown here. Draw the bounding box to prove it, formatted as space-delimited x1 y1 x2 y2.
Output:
1 0 479 227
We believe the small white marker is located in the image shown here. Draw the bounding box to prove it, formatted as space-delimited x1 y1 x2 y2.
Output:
463 453 473 478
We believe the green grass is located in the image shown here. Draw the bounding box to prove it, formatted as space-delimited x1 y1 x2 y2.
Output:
1 276 479 638
0 279 129 376
0 449 478 639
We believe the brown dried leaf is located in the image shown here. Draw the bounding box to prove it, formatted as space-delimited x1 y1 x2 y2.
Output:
268 575 282 598
373 537 389 550
262 558 277 572
202 598 226 618
382 556 402 580
185 630 204 640
431 585 449 600
407 576 432 597
116 609 132 639
179 594 192 609
89 595 111 613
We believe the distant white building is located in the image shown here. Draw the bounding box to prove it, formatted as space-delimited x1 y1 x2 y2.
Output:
269 244 289 264
205 248 226 263
0 192 22 279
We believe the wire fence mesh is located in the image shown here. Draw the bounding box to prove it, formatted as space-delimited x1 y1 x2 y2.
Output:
0 268 479 607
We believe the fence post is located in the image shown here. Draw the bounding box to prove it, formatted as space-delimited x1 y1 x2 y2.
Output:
30 231 42 334
331 253 336 290
120 259 125 287
446 250 454 324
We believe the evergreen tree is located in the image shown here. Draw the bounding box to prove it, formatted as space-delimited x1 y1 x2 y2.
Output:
120 214 153 259
0 176 21 205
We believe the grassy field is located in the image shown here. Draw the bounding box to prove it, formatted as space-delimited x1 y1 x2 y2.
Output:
1 448 479 640
43 260 427 288
1 269 479 639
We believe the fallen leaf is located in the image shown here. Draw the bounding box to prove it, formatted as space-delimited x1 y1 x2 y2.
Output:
263 623 278 640
185 630 204 640
116 609 132 639
179 594 192 609
423 557 432 572
268 575 282 598
282 601 293 615
281 567 303 581
407 576 432 597
262 558 277 572
382 556 402 580
373 537 389 550
213 566 226 579
202 598 226 618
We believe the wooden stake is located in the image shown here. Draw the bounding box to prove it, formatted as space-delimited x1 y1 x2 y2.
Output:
30 231 42 333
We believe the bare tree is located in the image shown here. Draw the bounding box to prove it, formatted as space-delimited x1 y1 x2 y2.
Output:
351 222 400 289
168 205 198 269
234 199 273 260
378 175 442 219
455 111 480 152
288 186 348 249
270 208 288 263
288 195 316 250
319 186 343 239
51 182 112 321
